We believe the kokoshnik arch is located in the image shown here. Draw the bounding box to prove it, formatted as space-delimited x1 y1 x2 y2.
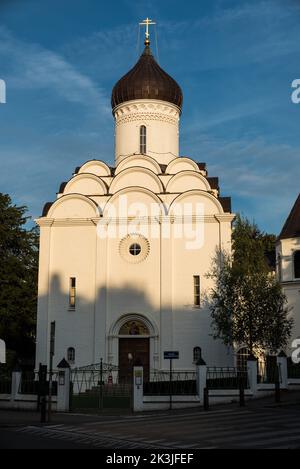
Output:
35 20 235 377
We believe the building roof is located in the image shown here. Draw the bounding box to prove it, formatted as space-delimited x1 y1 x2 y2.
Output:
111 43 183 110
278 193 300 240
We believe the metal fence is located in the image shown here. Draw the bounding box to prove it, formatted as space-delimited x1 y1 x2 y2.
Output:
287 360 300 379
206 367 249 390
0 367 12 394
144 370 197 395
71 363 119 395
70 362 132 411
18 371 58 395
257 360 281 384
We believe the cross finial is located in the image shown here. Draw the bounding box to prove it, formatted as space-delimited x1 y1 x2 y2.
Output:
139 17 156 46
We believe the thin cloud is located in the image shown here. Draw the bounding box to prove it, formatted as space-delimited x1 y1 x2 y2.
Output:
0 26 110 114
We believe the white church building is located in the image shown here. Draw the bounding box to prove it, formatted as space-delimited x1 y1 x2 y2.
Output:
35 29 235 378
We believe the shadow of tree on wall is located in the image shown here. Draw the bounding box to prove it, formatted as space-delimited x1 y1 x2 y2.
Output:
35 272 234 371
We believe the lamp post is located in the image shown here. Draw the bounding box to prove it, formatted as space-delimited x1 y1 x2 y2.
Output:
99 358 104 412
48 321 55 422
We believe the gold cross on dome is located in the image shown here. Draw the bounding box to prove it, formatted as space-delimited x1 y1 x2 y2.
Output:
139 17 156 43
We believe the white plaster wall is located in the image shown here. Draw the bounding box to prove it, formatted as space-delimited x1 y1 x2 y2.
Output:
283 285 300 347
278 238 300 282
172 220 234 368
36 224 97 368
277 238 300 354
113 100 180 166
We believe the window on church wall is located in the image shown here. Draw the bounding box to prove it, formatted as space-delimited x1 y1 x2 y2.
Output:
294 251 300 279
236 347 249 372
193 275 200 307
129 243 141 256
119 320 149 336
67 347 75 363
193 346 202 364
140 125 146 154
277 254 282 281
69 277 76 309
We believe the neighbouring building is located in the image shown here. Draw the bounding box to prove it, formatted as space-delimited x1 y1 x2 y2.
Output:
277 193 300 354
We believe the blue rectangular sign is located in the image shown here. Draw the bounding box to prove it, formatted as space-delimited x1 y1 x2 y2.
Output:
164 351 179 359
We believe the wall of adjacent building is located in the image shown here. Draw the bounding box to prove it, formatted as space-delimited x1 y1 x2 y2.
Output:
277 237 300 354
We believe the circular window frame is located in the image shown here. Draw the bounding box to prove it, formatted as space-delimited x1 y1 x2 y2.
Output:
119 234 150 264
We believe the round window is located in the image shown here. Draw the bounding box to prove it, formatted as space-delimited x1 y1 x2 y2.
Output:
129 243 141 256
119 234 150 264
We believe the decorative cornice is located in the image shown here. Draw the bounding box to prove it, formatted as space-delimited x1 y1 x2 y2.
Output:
114 100 180 126
114 99 180 116
37 218 100 227
36 215 233 227
35 218 54 227
115 112 178 126
96 215 226 225
215 214 236 223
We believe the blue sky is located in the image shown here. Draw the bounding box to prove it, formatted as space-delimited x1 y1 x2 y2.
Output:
0 0 299 234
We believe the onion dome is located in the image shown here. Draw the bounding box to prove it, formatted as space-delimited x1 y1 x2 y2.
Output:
111 41 183 111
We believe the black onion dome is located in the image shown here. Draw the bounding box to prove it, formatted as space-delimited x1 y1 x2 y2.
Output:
111 44 183 111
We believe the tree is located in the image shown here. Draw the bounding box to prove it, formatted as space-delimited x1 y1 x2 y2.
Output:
0 193 38 363
208 215 293 355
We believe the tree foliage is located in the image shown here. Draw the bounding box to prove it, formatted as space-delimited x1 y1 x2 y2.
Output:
0 193 38 360
208 214 293 354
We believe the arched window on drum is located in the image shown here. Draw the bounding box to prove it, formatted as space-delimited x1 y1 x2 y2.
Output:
140 125 146 154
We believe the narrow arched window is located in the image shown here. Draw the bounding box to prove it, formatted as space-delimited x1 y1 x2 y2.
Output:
277 254 282 281
294 251 300 279
67 347 75 363
140 125 146 154
193 346 201 364
236 347 249 372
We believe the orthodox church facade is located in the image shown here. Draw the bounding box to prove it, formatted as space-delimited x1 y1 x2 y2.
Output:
35 33 235 376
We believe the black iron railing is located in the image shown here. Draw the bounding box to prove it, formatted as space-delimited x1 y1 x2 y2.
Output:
206 367 249 390
18 371 58 395
257 361 281 384
144 370 197 395
287 360 300 379
0 369 12 394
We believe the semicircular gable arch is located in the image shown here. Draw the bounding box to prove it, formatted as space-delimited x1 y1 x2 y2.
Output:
166 171 211 193
110 167 164 194
115 154 162 175
77 159 111 177
63 173 108 196
48 193 101 218
103 186 167 217
168 189 224 215
109 313 159 337
166 157 200 174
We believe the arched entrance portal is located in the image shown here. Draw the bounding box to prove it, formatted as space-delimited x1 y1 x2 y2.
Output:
118 319 150 383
